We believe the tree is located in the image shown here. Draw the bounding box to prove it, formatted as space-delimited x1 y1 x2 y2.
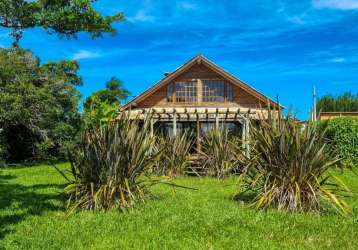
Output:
317 92 358 112
84 77 129 111
0 1 126 162
83 77 130 126
0 48 82 162
0 0 125 47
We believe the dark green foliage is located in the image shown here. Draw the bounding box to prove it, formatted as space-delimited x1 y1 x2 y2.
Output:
65 114 162 211
0 130 6 164
0 48 81 162
83 77 129 111
319 117 358 167
239 112 351 214
0 0 125 46
83 77 130 127
201 129 242 178
317 92 358 112
153 133 193 176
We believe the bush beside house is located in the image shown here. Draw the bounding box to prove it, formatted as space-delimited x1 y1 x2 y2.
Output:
319 117 358 167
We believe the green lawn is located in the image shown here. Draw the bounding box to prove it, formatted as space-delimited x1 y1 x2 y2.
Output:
0 164 357 249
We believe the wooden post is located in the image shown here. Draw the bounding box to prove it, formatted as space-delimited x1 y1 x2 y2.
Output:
241 118 246 142
150 117 154 137
243 117 250 158
195 108 200 152
215 108 219 129
196 118 200 152
147 109 153 137
173 109 177 136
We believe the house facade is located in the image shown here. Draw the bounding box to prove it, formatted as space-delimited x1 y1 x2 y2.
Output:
120 55 280 152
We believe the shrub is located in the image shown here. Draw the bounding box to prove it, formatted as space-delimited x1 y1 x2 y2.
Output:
318 117 358 167
153 133 193 177
238 113 351 214
201 129 242 178
0 130 5 162
63 114 162 212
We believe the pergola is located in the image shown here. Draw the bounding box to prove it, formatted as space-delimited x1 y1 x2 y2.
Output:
119 107 269 156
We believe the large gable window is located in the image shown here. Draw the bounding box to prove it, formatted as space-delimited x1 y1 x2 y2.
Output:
166 79 234 103
226 83 233 101
175 81 197 102
167 83 174 102
203 80 225 102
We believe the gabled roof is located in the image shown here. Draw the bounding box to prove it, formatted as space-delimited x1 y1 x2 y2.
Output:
121 54 282 110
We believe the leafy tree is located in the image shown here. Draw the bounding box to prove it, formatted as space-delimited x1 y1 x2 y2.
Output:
317 92 358 112
83 77 129 126
0 1 126 162
0 48 82 162
0 0 125 46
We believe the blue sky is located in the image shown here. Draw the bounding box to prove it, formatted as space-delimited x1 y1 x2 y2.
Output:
1 0 358 119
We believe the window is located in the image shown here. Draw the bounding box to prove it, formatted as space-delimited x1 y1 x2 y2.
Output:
154 122 173 137
226 83 233 101
175 81 197 102
223 122 241 135
203 80 225 102
200 122 216 136
167 83 174 102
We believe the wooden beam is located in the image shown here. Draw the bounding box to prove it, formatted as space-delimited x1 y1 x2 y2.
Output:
196 114 200 152
215 107 219 129
184 107 190 120
235 108 240 120
243 117 250 158
173 109 177 136
150 117 154 137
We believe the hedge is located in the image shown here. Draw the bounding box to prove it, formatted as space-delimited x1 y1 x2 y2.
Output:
319 117 358 167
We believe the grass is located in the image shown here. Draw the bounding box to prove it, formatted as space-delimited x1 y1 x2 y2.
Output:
0 164 358 249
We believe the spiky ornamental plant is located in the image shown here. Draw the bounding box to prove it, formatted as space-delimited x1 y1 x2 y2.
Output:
153 133 193 177
238 110 352 215
64 113 162 212
200 129 242 178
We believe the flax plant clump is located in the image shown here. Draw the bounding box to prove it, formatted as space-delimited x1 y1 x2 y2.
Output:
64 114 162 212
238 110 352 215
201 129 242 178
153 133 193 177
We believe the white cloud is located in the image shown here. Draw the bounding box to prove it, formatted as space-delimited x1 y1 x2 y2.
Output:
328 57 346 63
313 0 358 10
72 50 100 60
287 15 306 24
127 10 155 22
177 1 198 10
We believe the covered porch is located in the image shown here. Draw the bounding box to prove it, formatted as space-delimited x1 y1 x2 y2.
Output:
122 107 264 156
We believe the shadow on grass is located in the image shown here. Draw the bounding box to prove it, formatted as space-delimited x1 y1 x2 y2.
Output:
0 174 67 239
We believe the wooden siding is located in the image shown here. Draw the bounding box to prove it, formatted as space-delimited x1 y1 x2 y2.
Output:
136 62 265 109
177 63 222 79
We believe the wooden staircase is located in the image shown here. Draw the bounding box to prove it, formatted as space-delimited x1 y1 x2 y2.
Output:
186 154 207 176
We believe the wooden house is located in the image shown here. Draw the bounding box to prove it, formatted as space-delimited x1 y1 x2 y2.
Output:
120 55 281 152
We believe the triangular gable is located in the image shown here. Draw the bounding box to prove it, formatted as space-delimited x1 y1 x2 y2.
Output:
121 54 282 110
